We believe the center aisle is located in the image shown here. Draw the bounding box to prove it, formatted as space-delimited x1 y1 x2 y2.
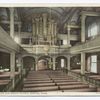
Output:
22 70 97 92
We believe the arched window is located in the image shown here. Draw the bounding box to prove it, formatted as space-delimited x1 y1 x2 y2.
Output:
61 59 64 68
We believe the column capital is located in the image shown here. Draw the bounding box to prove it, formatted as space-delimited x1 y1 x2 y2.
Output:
32 18 35 24
81 14 87 19
67 27 71 31
42 13 47 17
35 18 39 22
9 7 14 13
51 19 55 23
40 17 42 21
18 23 21 28
54 22 57 25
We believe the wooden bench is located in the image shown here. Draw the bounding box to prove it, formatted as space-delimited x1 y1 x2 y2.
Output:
0 79 11 91
56 81 84 86
0 72 10 80
24 78 51 81
54 79 77 83
24 80 53 84
59 84 89 90
23 86 59 92
63 87 97 92
24 82 56 88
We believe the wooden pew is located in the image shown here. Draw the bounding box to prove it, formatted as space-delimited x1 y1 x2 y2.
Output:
63 87 97 92
0 79 11 91
24 78 51 81
24 80 53 84
23 86 59 92
24 83 56 88
56 81 84 85
54 79 77 83
59 84 89 90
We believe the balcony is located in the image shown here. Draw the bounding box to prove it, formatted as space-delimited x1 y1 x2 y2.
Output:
21 44 70 55
70 35 100 54
0 26 19 52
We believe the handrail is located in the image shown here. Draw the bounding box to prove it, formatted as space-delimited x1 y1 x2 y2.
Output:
68 70 100 87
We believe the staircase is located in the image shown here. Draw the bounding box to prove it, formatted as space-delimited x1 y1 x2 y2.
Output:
22 70 97 92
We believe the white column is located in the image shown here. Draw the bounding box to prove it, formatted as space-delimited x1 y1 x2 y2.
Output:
48 19 52 45
17 55 22 79
67 55 71 70
18 23 21 44
10 51 15 89
35 57 38 71
32 19 36 44
81 15 86 42
67 26 70 46
54 22 57 45
51 20 54 45
81 52 85 74
40 17 43 35
10 8 14 38
35 18 39 45
43 14 47 36
29 37 32 45
53 57 56 70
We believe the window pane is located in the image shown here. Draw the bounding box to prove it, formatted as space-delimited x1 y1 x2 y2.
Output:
88 23 98 37
88 26 91 37
91 55 97 62
63 40 67 45
91 24 98 36
91 62 97 73
61 59 64 68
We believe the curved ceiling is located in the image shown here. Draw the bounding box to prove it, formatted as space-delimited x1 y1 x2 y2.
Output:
17 7 72 23
1 7 100 33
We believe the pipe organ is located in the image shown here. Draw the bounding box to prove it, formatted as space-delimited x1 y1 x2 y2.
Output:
32 13 57 45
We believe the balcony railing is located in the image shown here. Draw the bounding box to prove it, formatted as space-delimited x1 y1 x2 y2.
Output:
21 44 70 55
70 34 100 54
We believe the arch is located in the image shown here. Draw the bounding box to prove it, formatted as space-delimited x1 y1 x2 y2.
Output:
37 55 53 71
38 55 53 60
70 54 81 70
55 55 67 60
22 56 35 71
56 56 67 70
22 54 36 59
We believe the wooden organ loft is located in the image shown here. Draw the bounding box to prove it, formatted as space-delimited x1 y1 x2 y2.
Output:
0 7 100 93
32 13 57 45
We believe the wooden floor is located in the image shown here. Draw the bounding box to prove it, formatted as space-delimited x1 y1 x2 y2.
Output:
22 70 97 92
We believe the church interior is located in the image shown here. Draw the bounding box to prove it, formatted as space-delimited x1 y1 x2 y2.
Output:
0 7 100 92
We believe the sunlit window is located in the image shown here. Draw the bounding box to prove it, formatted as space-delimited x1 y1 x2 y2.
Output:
61 59 64 68
88 23 98 37
90 55 97 73
63 40 67 45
